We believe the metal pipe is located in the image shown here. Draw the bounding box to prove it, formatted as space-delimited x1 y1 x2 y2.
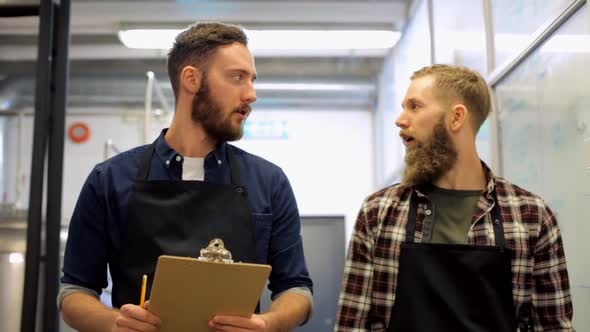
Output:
44 1 70 330
426 0 435 64
16 110 25 207
144 71 154 144
487 0 586 87
104 139 111 160
482 0 496 74
153 76 173 114
482 0 502 175
104 139 121 160
21 0 53 331
488 89 503 175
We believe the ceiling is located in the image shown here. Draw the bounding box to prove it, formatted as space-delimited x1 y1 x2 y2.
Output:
0 0 412 112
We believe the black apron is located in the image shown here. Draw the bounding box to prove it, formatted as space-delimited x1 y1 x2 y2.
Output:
388 192 523 332
111 141 256 308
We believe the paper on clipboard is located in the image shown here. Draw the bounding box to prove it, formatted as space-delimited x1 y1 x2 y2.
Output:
147 239 271 332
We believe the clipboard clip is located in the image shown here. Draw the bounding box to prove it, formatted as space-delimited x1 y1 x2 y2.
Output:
198 238 234 263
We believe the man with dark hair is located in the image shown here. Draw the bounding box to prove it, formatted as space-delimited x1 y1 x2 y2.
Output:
59 22 313 332
335 64 574 331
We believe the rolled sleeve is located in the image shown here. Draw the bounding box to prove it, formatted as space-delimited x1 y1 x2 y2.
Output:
273 287 314 324
531 206 575 331
57 283 100 310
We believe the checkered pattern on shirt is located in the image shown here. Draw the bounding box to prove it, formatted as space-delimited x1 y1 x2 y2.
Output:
335 164 574 331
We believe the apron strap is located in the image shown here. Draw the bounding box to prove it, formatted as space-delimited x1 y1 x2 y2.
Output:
138 141 157 181
406 195 418 243
405 189 506 248
490 191 505 248
226 146 243 187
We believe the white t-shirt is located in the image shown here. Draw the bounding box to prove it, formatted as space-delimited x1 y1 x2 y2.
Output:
182 156 205 181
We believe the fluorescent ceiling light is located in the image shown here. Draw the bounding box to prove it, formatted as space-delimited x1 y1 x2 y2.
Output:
9 253 24 264
160 81 374 92
439 31 590 53
254 82 374 92
247 30 399 50
118 29 400 53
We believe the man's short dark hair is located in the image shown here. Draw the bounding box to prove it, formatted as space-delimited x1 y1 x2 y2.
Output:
167 22 248 99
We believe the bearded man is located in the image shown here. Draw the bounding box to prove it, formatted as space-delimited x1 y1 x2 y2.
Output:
335 64 574 332
59 22 313 332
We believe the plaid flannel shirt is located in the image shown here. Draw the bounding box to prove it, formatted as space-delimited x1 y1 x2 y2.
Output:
335 163 574 331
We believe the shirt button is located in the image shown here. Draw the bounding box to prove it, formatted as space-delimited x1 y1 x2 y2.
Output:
176 155 182 162
425 210 432 216
165 160 170 166
217 160 222 165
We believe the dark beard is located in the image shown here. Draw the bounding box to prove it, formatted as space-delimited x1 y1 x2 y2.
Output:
191 76 250 142
401 115 458 187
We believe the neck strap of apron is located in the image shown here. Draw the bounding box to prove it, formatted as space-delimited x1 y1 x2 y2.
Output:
137 140 243 186
226 144 243 186
405 189 505 248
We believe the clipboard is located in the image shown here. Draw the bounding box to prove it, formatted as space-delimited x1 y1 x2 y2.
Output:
148 239 271 332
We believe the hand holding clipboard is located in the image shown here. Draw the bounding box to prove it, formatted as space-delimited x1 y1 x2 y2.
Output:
147 239 271 332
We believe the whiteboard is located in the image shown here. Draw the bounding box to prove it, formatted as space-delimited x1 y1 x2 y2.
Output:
495 5 590 329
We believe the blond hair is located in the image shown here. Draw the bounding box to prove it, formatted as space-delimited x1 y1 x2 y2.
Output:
411 64 491 133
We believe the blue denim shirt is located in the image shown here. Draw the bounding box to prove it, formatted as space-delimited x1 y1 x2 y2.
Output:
61 129 313 300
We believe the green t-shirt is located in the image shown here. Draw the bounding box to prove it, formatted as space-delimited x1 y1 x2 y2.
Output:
424 186 482 244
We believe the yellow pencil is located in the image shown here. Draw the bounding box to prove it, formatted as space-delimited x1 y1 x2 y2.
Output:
140 274 147 309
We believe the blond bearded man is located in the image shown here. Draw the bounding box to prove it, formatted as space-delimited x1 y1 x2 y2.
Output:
336 64 574 331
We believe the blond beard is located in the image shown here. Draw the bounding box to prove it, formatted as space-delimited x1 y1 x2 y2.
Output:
401 117 458 187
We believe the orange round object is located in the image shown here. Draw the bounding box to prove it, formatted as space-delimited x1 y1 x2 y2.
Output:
68 122 91 143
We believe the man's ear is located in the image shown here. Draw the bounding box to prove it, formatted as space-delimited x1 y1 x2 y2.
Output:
449 103 468 132
180 66 203 95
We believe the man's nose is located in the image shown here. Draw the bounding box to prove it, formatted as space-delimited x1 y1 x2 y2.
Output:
242 83 257 104
395 113 409 129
